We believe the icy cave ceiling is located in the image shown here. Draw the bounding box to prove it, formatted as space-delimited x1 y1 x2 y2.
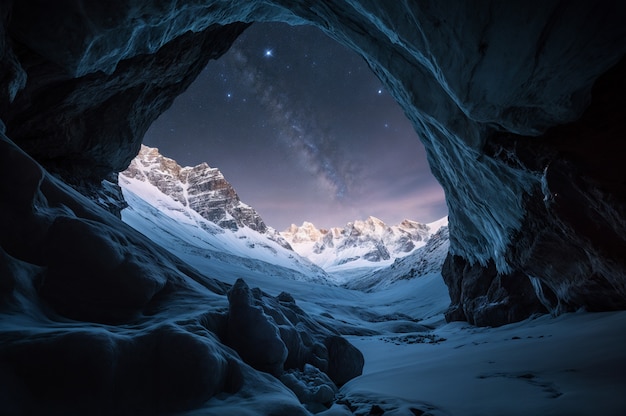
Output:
1 1 626 325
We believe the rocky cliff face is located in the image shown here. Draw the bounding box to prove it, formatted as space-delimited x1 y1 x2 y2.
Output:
342 225 451 292
282 216 441 269
0 5 625 404
122 145 267 233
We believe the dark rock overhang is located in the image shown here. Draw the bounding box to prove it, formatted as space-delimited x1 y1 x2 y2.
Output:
1 0 625 330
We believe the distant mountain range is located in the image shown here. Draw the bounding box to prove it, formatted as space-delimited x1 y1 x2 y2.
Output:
119 145 448 285
280 216 447 271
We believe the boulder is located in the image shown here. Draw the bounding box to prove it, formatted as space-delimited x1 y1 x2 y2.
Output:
40 216 167 323
280 364 338 413
324 335 364 386
226 278 288 376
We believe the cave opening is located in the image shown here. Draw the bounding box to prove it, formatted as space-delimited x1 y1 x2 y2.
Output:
2 4 626 415
140 22 447 231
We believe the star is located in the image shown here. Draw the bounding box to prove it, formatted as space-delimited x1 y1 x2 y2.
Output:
264 49 274 57
377 89 383 95
226 93 232 98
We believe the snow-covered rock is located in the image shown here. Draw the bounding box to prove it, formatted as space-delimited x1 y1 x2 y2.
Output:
280 364 338 413
118 168 331 285
282 216 446 272
226 279 288 376
122 145 291 248
342 225 450 292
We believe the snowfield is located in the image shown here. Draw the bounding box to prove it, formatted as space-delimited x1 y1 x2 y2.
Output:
341 310 626 416
119 175 626 416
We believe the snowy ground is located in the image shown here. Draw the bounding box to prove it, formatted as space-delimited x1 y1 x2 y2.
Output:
340 311 626 416
120 182 626 416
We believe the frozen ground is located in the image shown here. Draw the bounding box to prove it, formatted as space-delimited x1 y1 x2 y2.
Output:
340 310 626 416
120 181 626 416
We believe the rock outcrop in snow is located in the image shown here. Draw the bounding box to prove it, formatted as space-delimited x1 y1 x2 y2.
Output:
282 216 444 270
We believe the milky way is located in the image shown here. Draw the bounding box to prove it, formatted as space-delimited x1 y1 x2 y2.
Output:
228 46 356 200
143 22 447 230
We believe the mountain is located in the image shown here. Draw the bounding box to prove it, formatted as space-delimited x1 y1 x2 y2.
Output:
121 145 291 249
118 146 330 284
120 145 448 288
281 216 448 271
341 225 450 291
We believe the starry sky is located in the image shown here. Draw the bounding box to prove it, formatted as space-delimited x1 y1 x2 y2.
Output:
143 22 447 230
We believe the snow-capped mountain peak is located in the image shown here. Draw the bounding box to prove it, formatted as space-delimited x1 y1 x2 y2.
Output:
120 145 448 286
118 150 334 284
284 221 329 243
122 145 268 234
281 216 447 271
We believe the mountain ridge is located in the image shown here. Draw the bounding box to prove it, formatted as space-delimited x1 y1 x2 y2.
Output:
120 145 448 281
281 215 447 271
121 144 292 249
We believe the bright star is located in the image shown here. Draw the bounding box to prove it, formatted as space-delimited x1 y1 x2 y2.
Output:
377 89 383 94
264 49 273 57
227 93 232 98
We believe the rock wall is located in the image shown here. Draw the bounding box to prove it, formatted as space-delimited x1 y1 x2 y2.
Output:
1 1 625 327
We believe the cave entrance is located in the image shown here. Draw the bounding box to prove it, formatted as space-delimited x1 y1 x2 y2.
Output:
141 22 446 231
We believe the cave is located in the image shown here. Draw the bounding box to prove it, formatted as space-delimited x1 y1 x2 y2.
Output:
1 1 625 414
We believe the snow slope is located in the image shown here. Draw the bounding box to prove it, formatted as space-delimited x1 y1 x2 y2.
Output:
341 225 450 291
119 175 331 284
341 310 626 416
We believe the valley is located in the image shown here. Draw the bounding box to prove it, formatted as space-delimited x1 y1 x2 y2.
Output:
118 148 626 415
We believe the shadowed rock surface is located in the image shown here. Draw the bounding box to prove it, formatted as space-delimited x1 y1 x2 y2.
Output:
0 0 625 413
0 125 363 414
2 2 625 325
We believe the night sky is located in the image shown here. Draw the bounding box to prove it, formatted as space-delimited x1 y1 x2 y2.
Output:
143 22 447 230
